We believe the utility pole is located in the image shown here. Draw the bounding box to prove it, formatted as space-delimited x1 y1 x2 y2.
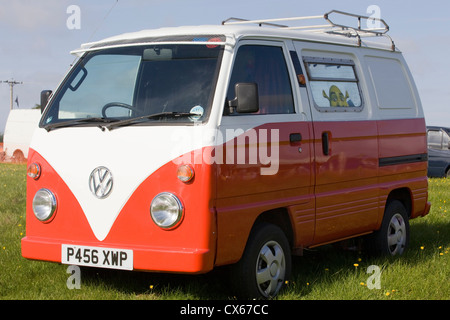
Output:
1 79 23 110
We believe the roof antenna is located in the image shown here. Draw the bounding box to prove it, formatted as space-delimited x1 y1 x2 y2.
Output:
69 1 119 67
87 0 119 43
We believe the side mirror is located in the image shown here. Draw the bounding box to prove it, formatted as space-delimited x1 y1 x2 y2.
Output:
40 90 52 114
228 83 259 114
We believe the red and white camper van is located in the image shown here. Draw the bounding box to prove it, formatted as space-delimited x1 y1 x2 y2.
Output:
22 10 431 298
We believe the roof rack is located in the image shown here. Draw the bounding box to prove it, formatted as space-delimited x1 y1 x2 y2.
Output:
222 10 395 51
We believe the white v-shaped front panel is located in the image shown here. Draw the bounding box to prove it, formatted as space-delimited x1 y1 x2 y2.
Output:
30 126 208 241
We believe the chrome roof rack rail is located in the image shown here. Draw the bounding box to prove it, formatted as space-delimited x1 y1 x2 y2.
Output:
222 10 395 51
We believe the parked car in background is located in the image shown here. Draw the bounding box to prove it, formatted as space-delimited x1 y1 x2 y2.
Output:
427 126 450 178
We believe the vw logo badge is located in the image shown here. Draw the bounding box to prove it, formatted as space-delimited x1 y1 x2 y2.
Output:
89 166 113 199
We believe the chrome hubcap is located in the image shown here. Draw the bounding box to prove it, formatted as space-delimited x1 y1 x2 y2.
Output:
387 213 406 255
256 240 286 297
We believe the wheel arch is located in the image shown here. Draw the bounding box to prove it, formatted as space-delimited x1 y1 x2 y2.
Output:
385 188 412 218
252 207 294 248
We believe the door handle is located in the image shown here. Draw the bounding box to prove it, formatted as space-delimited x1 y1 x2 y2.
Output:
322 132 330 155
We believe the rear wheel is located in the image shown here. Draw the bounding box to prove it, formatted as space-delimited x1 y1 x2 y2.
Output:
232 223 291 299
367 200 410 256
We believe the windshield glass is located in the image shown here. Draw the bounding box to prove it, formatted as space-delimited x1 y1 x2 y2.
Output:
41 43 224 127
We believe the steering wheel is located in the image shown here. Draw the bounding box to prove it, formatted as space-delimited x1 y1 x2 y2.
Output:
102 102 140 118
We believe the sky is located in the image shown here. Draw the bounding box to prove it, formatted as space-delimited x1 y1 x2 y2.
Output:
1 0 449 133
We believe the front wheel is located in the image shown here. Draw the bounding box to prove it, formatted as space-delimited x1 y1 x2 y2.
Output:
366 200 410 256
232 223 291 299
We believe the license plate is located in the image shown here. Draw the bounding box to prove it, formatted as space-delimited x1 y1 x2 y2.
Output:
61 244 133 270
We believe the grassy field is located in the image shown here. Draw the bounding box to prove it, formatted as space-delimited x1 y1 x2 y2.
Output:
0 163 448 300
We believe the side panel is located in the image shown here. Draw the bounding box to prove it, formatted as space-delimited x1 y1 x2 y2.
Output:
377 118 429 219
294 41 429 246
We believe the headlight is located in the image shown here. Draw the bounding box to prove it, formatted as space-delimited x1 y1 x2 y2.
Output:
32 189 57 222
150 192 183 229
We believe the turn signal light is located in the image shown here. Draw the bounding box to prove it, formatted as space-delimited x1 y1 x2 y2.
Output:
27 163 41 180
177 164 194 182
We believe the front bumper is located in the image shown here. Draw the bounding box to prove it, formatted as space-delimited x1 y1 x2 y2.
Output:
21 236 213 274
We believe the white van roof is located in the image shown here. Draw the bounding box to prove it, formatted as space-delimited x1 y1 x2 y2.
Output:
72 10 397 56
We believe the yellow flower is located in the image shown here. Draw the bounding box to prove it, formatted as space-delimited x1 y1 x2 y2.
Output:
353 263 359 268
420 246 425 250
386 292 390 296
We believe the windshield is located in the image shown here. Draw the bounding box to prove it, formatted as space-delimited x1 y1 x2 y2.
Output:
41 43 224 128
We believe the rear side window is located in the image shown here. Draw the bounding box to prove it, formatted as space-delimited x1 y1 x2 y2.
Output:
303 56 362 111
226 45 294 115
365 56 415 110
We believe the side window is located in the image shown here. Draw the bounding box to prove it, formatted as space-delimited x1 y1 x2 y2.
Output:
226 45 294 115
427 130 442 149
303 56 362 111
443 131 450 150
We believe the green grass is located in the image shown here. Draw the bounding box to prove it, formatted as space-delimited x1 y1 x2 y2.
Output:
0 163 448 300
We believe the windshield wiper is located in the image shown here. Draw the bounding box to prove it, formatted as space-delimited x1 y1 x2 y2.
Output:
44 117 118 132
106 112 198 130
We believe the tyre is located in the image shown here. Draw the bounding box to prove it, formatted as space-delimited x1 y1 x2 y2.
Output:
232 223 291 299
366 200 410 256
